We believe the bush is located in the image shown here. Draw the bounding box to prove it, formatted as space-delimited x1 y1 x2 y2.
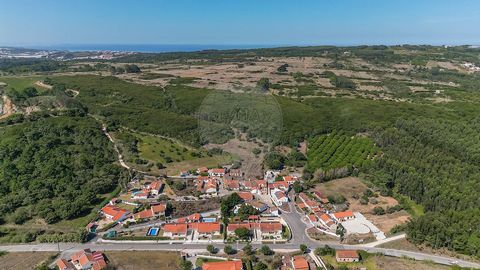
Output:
224 245 236 255
373 206 385 215
260 245 274 256
207 244 217 254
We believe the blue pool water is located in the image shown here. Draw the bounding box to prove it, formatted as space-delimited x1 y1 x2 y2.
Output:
202 218 216 222
147 227 159 236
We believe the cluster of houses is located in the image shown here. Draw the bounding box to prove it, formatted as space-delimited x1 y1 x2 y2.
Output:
297 192 354 234
462 62 480 72
56 249 107 270
130 179 164 200
199 254 312 270
163 213 221 239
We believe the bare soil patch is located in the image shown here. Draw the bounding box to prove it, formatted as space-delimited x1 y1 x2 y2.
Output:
206 137 265 179
104 251 180 270
0 252 56 270
170 198 221 218
375 255 449 270
315 177 411 233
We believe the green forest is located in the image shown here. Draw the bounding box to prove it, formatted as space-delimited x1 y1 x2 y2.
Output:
0 116 126 226
0 45 480 257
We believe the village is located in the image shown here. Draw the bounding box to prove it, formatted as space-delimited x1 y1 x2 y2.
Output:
52 163 403 270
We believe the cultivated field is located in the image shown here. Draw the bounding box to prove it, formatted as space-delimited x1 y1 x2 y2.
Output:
104 251 180 270
0 252 57 270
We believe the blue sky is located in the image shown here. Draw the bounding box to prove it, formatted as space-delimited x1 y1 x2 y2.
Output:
1 0 480 46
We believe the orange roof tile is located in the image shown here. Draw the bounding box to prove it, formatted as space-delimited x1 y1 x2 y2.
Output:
202 260 243 270
292 256 309 270
134 209 154 219
333 210 354 220
191 222 221 233
237 192 254 202
336 250 359 259
151 204 166 213
210 168 225 174
56 259 73 270
164 223 188 234
260 222 282 233
227 223 252 232
188 213 201 222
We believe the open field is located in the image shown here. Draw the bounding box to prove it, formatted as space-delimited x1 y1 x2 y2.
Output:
0 76 48 92
379 238 480 263
0 252 57 270
321 253 450 270
104 251 180 270
112 129 235 176
206 136 265 179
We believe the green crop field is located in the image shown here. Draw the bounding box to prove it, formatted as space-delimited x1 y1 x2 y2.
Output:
306 132 377 173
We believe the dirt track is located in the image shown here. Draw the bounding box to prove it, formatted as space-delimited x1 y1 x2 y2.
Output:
0 95 14 120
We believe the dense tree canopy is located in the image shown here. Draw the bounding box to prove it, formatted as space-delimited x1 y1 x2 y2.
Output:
0 116 126 224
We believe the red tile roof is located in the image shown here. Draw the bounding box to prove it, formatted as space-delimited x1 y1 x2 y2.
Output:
237 192 254 202
198 167 208 172
164 223 188 234
333 210 354 220
148 180 163 190
260 222 282 233
187 213 201 222
292 256 309 270
227 223 253 232
274 191 287 200
191 222 221 233
210 168 225 174
134 209 153 219
269 181 289 189
151 204 166 214
336 250 359 259
56 259 73 270
224 180 240 189
202 260 243 270
101 205 129 221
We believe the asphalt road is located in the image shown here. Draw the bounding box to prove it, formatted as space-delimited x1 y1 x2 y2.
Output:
1 202 479 269
1 241 479 269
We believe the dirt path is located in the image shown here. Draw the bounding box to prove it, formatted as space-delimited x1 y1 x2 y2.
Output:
35 80 79 97
0 95 14 120
34 80 52 90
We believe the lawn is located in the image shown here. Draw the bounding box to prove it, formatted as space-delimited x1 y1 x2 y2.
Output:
137 133 203 163
104 251 180 270
0 76 49 92
195 258 224 267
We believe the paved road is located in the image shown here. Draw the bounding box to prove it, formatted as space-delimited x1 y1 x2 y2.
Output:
1 201 479 268
1 241 479 269
362 233 406 247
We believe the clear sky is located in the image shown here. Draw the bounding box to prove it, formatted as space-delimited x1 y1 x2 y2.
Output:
1 0 480 46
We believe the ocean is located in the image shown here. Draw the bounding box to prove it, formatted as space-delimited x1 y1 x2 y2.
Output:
27 44 282 53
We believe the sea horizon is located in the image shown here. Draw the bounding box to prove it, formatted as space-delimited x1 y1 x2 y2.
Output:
15 44 288 53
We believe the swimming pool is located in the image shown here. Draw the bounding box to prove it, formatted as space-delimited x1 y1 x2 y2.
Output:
202 217 216 222
147 227 160 236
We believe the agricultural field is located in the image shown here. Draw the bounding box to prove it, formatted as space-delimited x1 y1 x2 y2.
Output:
320 253 450 270
0 252 57 270
104 251 181 270
305 132 378 179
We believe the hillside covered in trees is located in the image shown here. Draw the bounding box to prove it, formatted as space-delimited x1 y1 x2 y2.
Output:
0 116 126 226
